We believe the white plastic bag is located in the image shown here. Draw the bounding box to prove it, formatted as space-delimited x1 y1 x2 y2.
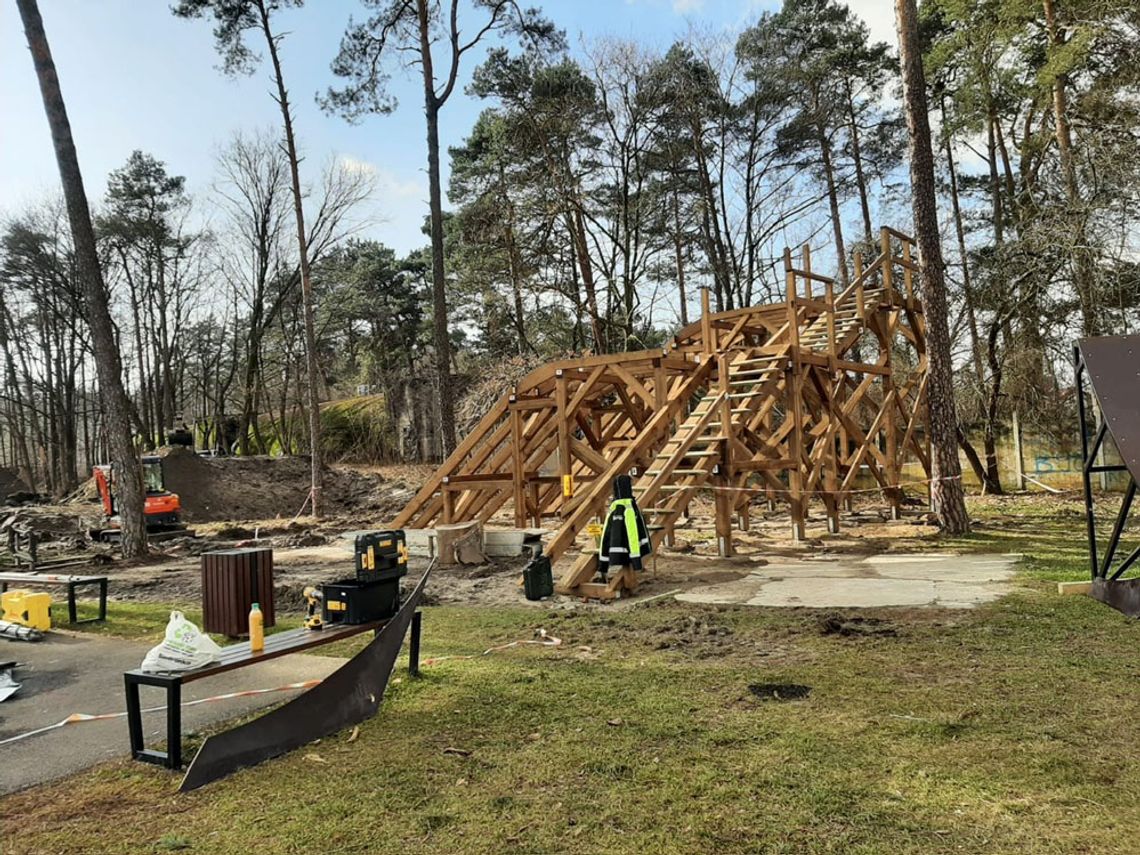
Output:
140 611 222 673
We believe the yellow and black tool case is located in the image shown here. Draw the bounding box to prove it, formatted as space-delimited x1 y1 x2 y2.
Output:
353 530 408 582
323 565 406 625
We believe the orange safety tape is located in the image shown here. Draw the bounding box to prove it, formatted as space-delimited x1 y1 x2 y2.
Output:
0 632 561 747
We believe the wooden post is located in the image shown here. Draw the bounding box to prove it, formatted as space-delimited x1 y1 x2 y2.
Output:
802 243 813 301
902 238 915 303
700 287 713 354
442 480 455 524
880 227 895 305
823 272 840 532
878 231 901 519
787 361 807 541
555 370 571 511
854 249 865 318
763 406 776 511
784 247 800 350
716 353 736 557
509 397 526 528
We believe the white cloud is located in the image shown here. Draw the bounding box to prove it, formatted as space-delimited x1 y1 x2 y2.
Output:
338 154 423 201
843 0 898 47
673 0 705 13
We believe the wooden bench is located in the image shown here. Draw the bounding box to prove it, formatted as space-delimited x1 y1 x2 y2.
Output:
0 572 108 624
124 612 422 769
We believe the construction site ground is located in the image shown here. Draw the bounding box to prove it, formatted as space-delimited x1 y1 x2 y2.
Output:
4 489 1140 854
0 455 1077 615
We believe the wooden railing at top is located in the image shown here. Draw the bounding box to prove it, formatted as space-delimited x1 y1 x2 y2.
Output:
392 226 920 532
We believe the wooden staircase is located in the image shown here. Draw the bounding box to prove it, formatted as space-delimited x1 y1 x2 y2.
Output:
391 227 931 599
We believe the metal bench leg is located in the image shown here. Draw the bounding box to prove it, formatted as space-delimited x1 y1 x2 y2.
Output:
409 610 422 677
167 681 182 770
125 673 181 768
125 673 145 760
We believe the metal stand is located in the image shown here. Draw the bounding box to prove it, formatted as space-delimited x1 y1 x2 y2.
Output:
1075 341 1140 615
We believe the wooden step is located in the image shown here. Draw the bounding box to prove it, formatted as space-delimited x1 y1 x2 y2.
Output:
734 356 782 367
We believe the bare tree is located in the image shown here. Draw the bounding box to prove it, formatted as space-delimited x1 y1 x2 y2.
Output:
325 0 562 455
15 0 147 555
174 0 326 515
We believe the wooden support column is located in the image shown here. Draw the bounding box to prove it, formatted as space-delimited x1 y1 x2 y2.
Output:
763 406 777 511
716 353 736 557
786 361 807 541
880 227 895 305
700 287 713 354
784 247 800 350
509 398 526 528
880 233 901 519
824 277 840 535
442 480 455 524
555 370 572 513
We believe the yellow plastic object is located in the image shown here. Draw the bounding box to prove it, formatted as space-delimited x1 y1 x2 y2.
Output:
2 589 52 631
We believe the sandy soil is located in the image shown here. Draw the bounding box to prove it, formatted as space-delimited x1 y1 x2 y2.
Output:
3 456 1046 615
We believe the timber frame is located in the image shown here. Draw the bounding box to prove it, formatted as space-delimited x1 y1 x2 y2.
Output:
393 227 931 599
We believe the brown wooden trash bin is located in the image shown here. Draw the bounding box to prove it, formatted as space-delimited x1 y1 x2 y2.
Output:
201 548 275 637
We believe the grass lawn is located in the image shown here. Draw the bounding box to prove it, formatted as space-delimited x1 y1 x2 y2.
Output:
5 496 1140 853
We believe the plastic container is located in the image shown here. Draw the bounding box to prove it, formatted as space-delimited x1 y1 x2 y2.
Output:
523 555 554 601
1 589 51 631
354 530 408 582
322 576 402 625
249 602 264 651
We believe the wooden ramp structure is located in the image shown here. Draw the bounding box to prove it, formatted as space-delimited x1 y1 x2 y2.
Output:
393 227 930 599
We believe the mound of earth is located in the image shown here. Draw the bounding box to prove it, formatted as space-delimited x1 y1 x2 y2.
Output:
156 447 409 522
0 467 31 500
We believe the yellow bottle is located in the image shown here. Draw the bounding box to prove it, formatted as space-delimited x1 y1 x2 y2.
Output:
249 602 264 652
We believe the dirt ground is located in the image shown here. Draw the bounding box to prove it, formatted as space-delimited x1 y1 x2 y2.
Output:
1 454 1059 615
68 494 960 614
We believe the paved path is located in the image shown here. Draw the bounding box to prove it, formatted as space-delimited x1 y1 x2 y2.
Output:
0 631 344 794
675 553 1019 608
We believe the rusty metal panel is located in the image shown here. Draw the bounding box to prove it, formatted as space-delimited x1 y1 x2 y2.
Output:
1091 577 1140 618
1079 335 1140 482
179 566 430 792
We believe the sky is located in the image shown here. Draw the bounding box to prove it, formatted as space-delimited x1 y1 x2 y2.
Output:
0 0 898 256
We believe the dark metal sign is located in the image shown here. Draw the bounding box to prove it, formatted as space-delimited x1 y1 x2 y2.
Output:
179 566 431 791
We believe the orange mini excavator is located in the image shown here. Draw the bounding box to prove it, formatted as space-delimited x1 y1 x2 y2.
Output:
92 455 189 541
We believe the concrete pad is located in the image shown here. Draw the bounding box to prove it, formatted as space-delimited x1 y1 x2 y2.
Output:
0 631 345 794
1057 580 1093 595
675 553 1019 610
745 577 938 608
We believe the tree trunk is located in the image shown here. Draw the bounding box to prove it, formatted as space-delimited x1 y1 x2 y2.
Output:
416 0 457 456
941 96 986 388
845 78 874 247
17 0 147 555
257 0 324 517
672 188 689 326
895 0 969 534
817 121 850 288
1042 0 1099 336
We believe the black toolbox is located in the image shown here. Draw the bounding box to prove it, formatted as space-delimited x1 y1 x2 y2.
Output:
323 565 407 625
354 530 407 581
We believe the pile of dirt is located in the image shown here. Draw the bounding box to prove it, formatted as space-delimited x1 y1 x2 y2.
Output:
0 468 30 501
155 447 412 522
